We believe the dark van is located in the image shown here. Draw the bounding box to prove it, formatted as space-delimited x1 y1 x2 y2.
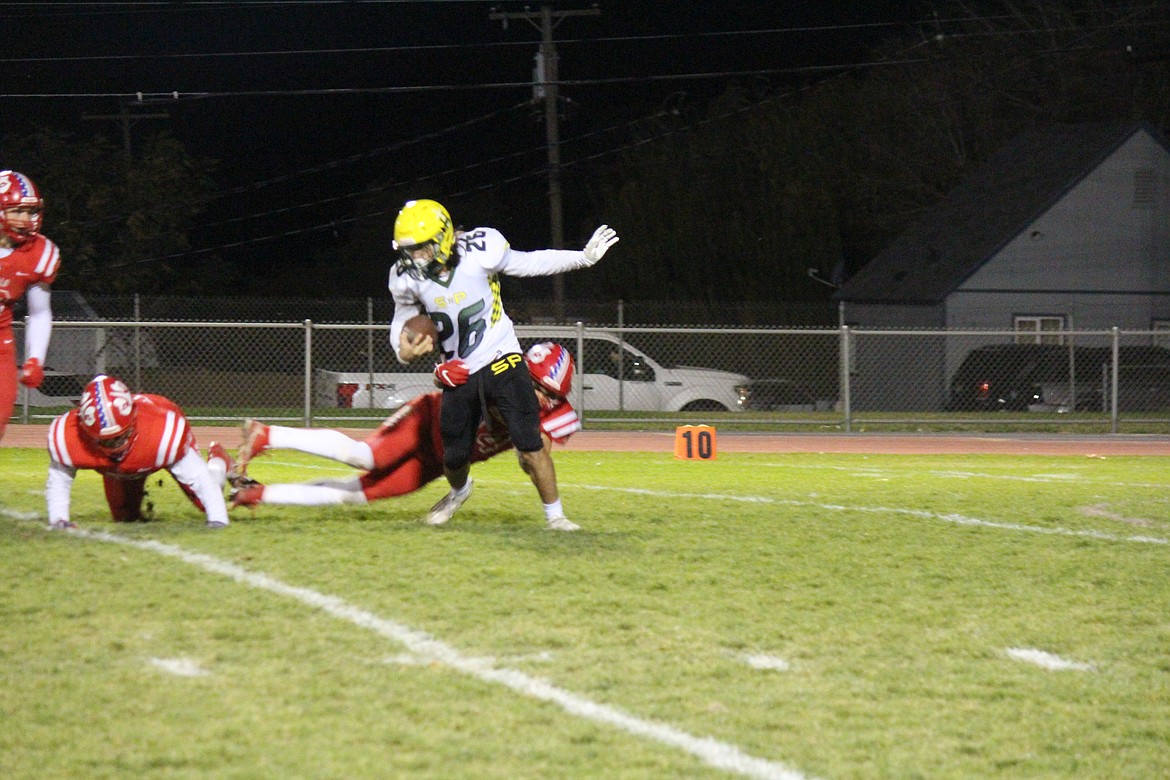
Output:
946 344 1170 412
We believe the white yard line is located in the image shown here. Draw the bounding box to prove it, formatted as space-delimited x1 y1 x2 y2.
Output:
6 515 813 780
1005 648 1096 672
761 462 1166 489
149 657 211 677
550 484 1170 545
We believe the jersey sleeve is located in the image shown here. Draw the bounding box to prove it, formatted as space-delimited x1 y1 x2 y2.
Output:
28 236 62 285
464 228 589 277
45 459 77 526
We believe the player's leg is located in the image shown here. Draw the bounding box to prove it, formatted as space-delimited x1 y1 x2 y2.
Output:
489 358 579 531
233 476 370 507
359 457 443 501
240 419 374 470
364 399 432 471
103 475 147 522
429 381 481 525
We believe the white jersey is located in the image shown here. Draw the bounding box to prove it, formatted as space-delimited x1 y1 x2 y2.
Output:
389 227 591 374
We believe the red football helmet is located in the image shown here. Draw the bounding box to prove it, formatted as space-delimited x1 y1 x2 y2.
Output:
0 170 44 245
525 342 574 402
78 375 138 456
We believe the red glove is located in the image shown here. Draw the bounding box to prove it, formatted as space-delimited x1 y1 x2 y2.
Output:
19 357 44 388
433 359 469 389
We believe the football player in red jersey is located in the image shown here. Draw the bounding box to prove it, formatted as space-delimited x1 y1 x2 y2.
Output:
0 171 59 442
229 343 581 517
45 375 233 530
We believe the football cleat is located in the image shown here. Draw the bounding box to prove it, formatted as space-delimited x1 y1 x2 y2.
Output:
205 520 229 529
545 515 580 532
425 478 473 526
235 418 270 475
48 519 78 531
228 476 265 509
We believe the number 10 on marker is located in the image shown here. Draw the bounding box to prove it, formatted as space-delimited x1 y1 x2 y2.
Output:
674 425 717 460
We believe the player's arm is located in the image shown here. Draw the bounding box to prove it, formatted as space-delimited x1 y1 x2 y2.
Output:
168 448 230 526
20 283 52 388
388 292 429 364
45 459 77 529
493 225 618 277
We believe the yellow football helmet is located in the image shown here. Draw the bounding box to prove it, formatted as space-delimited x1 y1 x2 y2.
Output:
392 199 456 280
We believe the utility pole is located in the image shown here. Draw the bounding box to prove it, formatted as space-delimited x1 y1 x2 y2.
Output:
490 4 599 321
83 96 173 156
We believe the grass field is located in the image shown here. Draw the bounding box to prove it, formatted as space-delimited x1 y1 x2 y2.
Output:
2 445 1168 779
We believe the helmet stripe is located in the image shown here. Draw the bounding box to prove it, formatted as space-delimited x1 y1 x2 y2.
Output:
14 172 34 198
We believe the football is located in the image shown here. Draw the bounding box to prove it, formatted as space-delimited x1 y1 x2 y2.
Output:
403 313 439 345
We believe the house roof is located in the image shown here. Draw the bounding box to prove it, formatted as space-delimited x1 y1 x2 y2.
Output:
835 121 1167 304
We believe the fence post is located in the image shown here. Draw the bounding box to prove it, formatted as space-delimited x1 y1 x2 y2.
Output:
575 321 586 424
304 319 314 428
1111 326 1119 433
617 298 625 411
134 293 142 390
367 297 375 410
19 316 28 424
839 324 852 433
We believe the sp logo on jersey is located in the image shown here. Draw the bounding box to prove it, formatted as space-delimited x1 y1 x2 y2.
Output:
432 292 467 309
490 354 523 375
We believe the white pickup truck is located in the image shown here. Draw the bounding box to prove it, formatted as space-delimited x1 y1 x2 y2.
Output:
315 327 748 414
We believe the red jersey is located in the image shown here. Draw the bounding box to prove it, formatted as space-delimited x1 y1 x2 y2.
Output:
0 235 60 330
357 391 581 501
47 393 196 477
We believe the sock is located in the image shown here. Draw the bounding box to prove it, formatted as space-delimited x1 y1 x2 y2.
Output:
542 498 564 520
269 427 375 469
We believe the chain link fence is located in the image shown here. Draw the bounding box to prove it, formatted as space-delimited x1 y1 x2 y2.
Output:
12 296 1170 433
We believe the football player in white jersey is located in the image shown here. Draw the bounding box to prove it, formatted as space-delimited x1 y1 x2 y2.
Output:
387 198 618 531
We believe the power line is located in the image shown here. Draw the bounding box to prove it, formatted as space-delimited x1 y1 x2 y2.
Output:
0 59 934 100
0 22 916 64
6 15 1166 64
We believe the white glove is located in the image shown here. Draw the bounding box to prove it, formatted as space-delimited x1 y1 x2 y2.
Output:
583 224 619 265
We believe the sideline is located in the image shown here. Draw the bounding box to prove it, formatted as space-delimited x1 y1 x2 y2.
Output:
0 509 813 780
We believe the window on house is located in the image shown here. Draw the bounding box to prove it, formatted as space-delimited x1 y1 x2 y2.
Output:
1014 316 1065 344
1154 321 1170 349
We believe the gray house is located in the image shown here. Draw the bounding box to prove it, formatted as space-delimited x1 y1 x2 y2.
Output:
835 121 1170 410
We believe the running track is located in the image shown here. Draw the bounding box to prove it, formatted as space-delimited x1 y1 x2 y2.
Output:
6 424 1170 455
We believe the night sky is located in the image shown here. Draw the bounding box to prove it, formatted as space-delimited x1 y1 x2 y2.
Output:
6 0 918 274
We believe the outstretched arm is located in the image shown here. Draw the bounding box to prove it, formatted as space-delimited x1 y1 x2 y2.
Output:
498 225 619 277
